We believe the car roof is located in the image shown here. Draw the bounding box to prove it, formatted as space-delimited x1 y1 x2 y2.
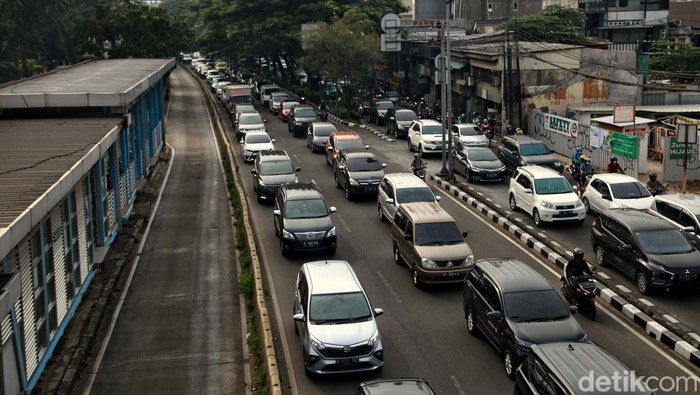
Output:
281 182 322 200
655 193 700 215
476 258 553 293
310 121 335 128
374 100 393 104
399 202 452 223
601 208 677 231
505 135 544 145
292 104 315 110
258 150 289 160
383 173 429 188
517 165 564 178
416 119 442 126
303 260 363 295
341 150 376 159
331 131 361 140
531 342 652 394
590 173 640 184
359 377 435 395
454 123 480 129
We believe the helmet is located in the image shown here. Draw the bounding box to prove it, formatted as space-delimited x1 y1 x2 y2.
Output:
580 155 587 161
414 153 419 158
585 157 592 163
576 146 583 153
573 248 584 260
516 128 524 135
649 172 657 181
610 157 617 162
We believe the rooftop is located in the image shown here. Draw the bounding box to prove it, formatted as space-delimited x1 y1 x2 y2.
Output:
304 260 362 295
478 258 552 293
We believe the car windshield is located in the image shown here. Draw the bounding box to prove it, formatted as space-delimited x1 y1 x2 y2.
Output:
295 108 317 117
520 143 550 156
611 182 652 199
260 160 294 175
415 222 464 246
336 139 364 151
422 125 444 135
504 290 569 322
282 101 299 109
395 187 436 204
313 125 336 137
231 96 252 104
237 106 256 114
385 91 399 98
348 157 383 172
246 134 271 144
459 126 483 136
467 149 498 161
240 114 263 124
273 95 289 102
284 198 328 219
309 292 371 324
396 111 418 121
534 178 573 195
376 101 394 110
635 229 694 254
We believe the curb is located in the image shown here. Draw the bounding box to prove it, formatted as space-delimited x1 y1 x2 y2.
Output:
329 114 396 142
431 175 700 368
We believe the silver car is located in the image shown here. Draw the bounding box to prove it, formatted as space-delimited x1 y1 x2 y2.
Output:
293 260 384 376
306 122 338 153
377 173 441 223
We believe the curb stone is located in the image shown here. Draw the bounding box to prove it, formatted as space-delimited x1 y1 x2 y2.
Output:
431 174 700 368
329 114 395 142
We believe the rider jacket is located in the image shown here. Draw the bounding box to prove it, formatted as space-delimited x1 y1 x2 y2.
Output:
566 258 592 280
411 158 425 170
646 179 664 193
606 162 623 174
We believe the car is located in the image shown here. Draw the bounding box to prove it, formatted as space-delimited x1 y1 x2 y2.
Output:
306 122 338 153
251 150 301 203
216 81 233 103
451 123 490 148
278 100 300 122
651 193 700 239
384 108 418 139
369 100 394 125
377 173 441 223
580 173 655 214
232 104 257 126
235 112 266 139
383 90 400 105
451 146 506 183
239 131 275 163
514 342 653 395
205 69 220 84
288 105 319 137
333 150 386 200
496 135 563 173
260 84 280 107
325 131 369 166
358 99 371 115
293 260 384 376
508 166 586 227
407 119 446 157
391 202 474 288
463 258 587 379
274 183 337 256
356 377 436 395
269 91 290 114
591 208 700 294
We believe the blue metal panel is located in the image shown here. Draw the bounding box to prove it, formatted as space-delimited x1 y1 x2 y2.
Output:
38 221 50 356
95 160 107 247
10 309 27 390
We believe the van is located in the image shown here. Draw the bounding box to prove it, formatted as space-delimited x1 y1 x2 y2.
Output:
391 202 473 288
260 84 280 107
293 260 384 376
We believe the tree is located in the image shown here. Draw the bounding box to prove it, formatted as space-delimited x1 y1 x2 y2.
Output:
649 42 700 83
498 5 587 45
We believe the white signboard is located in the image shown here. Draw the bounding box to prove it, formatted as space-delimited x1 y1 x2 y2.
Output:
543 113 579 139
614 105 636 123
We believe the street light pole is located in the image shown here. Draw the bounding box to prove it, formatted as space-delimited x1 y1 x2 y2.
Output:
446 0 454 180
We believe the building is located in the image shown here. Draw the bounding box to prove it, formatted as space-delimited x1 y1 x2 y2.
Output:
0 58 175 393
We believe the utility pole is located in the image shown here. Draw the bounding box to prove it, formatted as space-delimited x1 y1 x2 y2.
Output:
514 30 522 128
439 19 448 176
446 0 454 179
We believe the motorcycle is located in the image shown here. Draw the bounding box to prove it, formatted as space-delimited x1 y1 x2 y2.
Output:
412 162 427 180
650 184 669 196
561 267 597 320
319 108 329 122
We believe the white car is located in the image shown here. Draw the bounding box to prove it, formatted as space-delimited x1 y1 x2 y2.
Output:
407 119 447 157
451 124 490 148
235 112 266 139
509 165 586 227
581 173 655 214
240 131 275 163
377 173 441 223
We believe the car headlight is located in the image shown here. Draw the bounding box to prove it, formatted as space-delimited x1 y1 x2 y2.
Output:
244 149 253 155
326 227 336 237
258 179 266 187
649 262 667 272
367 330 381 347
542 201 555 209
515 338 534 349
282 229 295 240
554 161 562 167
578 333 588 342
349 178 359 185
421 258 437 269
497 166 506 172
310 335 326 351
575 200 583 208
464 255 475 268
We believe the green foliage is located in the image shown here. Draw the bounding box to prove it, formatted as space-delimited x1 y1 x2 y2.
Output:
649 41 700 83
498 5 587 45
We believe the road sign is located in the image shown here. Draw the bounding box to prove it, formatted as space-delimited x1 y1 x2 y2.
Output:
381 14 401 33
381 34 401 52
677 123 698 144
613 104 635 123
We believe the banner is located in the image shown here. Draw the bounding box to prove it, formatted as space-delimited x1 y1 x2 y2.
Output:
676 115 700 125
670 137 694 160
609 132 638 159
543 113 579 139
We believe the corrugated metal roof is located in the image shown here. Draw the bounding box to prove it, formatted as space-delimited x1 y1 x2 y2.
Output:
0 58 175 109
571 104 700 113
0 118 120 228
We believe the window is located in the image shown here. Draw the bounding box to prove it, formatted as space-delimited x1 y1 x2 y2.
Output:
488 3 493 12
517 175 532 190
619 0 629 7
483 279 501 310
513 2 518 11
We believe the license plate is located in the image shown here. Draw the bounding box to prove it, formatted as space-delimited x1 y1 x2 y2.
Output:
303 241 319 247
487 173 498 178
335 358 360 365
445 271 460 277
679 274 698 281
561 210 573 216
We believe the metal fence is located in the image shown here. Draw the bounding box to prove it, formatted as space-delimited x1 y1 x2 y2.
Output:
662 137 700 181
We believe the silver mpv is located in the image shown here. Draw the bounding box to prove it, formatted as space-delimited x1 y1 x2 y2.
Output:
293 260 384 376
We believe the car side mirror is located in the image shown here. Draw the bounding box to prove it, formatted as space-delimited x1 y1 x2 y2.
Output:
338 164 346 170
569 305 578 315
295 167 302 173
550 149 555 153
251 170 257 175
386 198 395 205
273 210 281 216
462 231 469 238
435 196 441 202
382 163 387 168
404 233 412 241
263 119 267 123
601 193 611 200
486 311 503 321
329 206 337 213
327 146 333 151
364 145 371 150
373 308 384 317
239 139 244 144
681 226 695 233
388 117 395 120
523 188 533 194
622 244 634 251
271 138 276 143
293 313 305 322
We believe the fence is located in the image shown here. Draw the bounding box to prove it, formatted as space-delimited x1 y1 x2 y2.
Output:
662 136 700 181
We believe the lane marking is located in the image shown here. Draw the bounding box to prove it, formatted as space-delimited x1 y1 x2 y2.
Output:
450 375 469 395
376 271 402 304
335 214 353 233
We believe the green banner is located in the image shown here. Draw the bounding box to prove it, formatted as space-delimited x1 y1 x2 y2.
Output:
609 132 638 159
670 137 693 160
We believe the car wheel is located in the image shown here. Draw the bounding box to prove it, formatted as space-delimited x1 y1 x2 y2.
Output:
345 184 352 200
466 308 480 336
594 245 608 267
504 348 517 380
408 138 414 152
419 145 425 158
636 270 652 295
533 209 543 227
393 242 403 265
256 192 263 203
394 128 399 139
378 204 387 222
577 219 585 226
280 236 288 257
327 245 336 255
509 194 518 211
582 197 591 214
465 168 472 183
412 267 423 289
334 174 341 189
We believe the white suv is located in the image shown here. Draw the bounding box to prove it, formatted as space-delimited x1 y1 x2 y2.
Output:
407 119 447 157
580 173 655 214
378 173 441 223
508 165 586 227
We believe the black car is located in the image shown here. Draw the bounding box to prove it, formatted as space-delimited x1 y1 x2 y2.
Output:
497 135 563 173
273 182 337 256
333 150 386 200
451 146 506 183
385 108 418 139
251 150 300 203
356 377 436 395
591 208 700 295
288 105 318 137
368 100 394 125
463 258 586 379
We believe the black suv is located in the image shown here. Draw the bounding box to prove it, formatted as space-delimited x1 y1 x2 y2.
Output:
288 105 318 137
514 342 653 395
497 135 563 173
333 149 386 200
463 258 586 379
385 107 418 139
273 182 337 256
368 100 394 125
591 208 700 295
251 150 301 203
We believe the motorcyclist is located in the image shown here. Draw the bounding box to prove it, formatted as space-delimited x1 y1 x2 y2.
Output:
579 156 593 187
646 172 667 195
571 146 583 170
411 153 425 176
566 248 593 285
515 127 524 135
606 157 624 174
299 96 307 104
457 113 468 124
319 101 328 121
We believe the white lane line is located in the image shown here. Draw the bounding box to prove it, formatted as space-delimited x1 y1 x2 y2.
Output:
440 191 700 380
376 271 402 304
450 375 470 395
335 214 353 233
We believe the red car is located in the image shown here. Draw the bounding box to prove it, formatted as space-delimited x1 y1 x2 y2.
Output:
278 100 300 122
